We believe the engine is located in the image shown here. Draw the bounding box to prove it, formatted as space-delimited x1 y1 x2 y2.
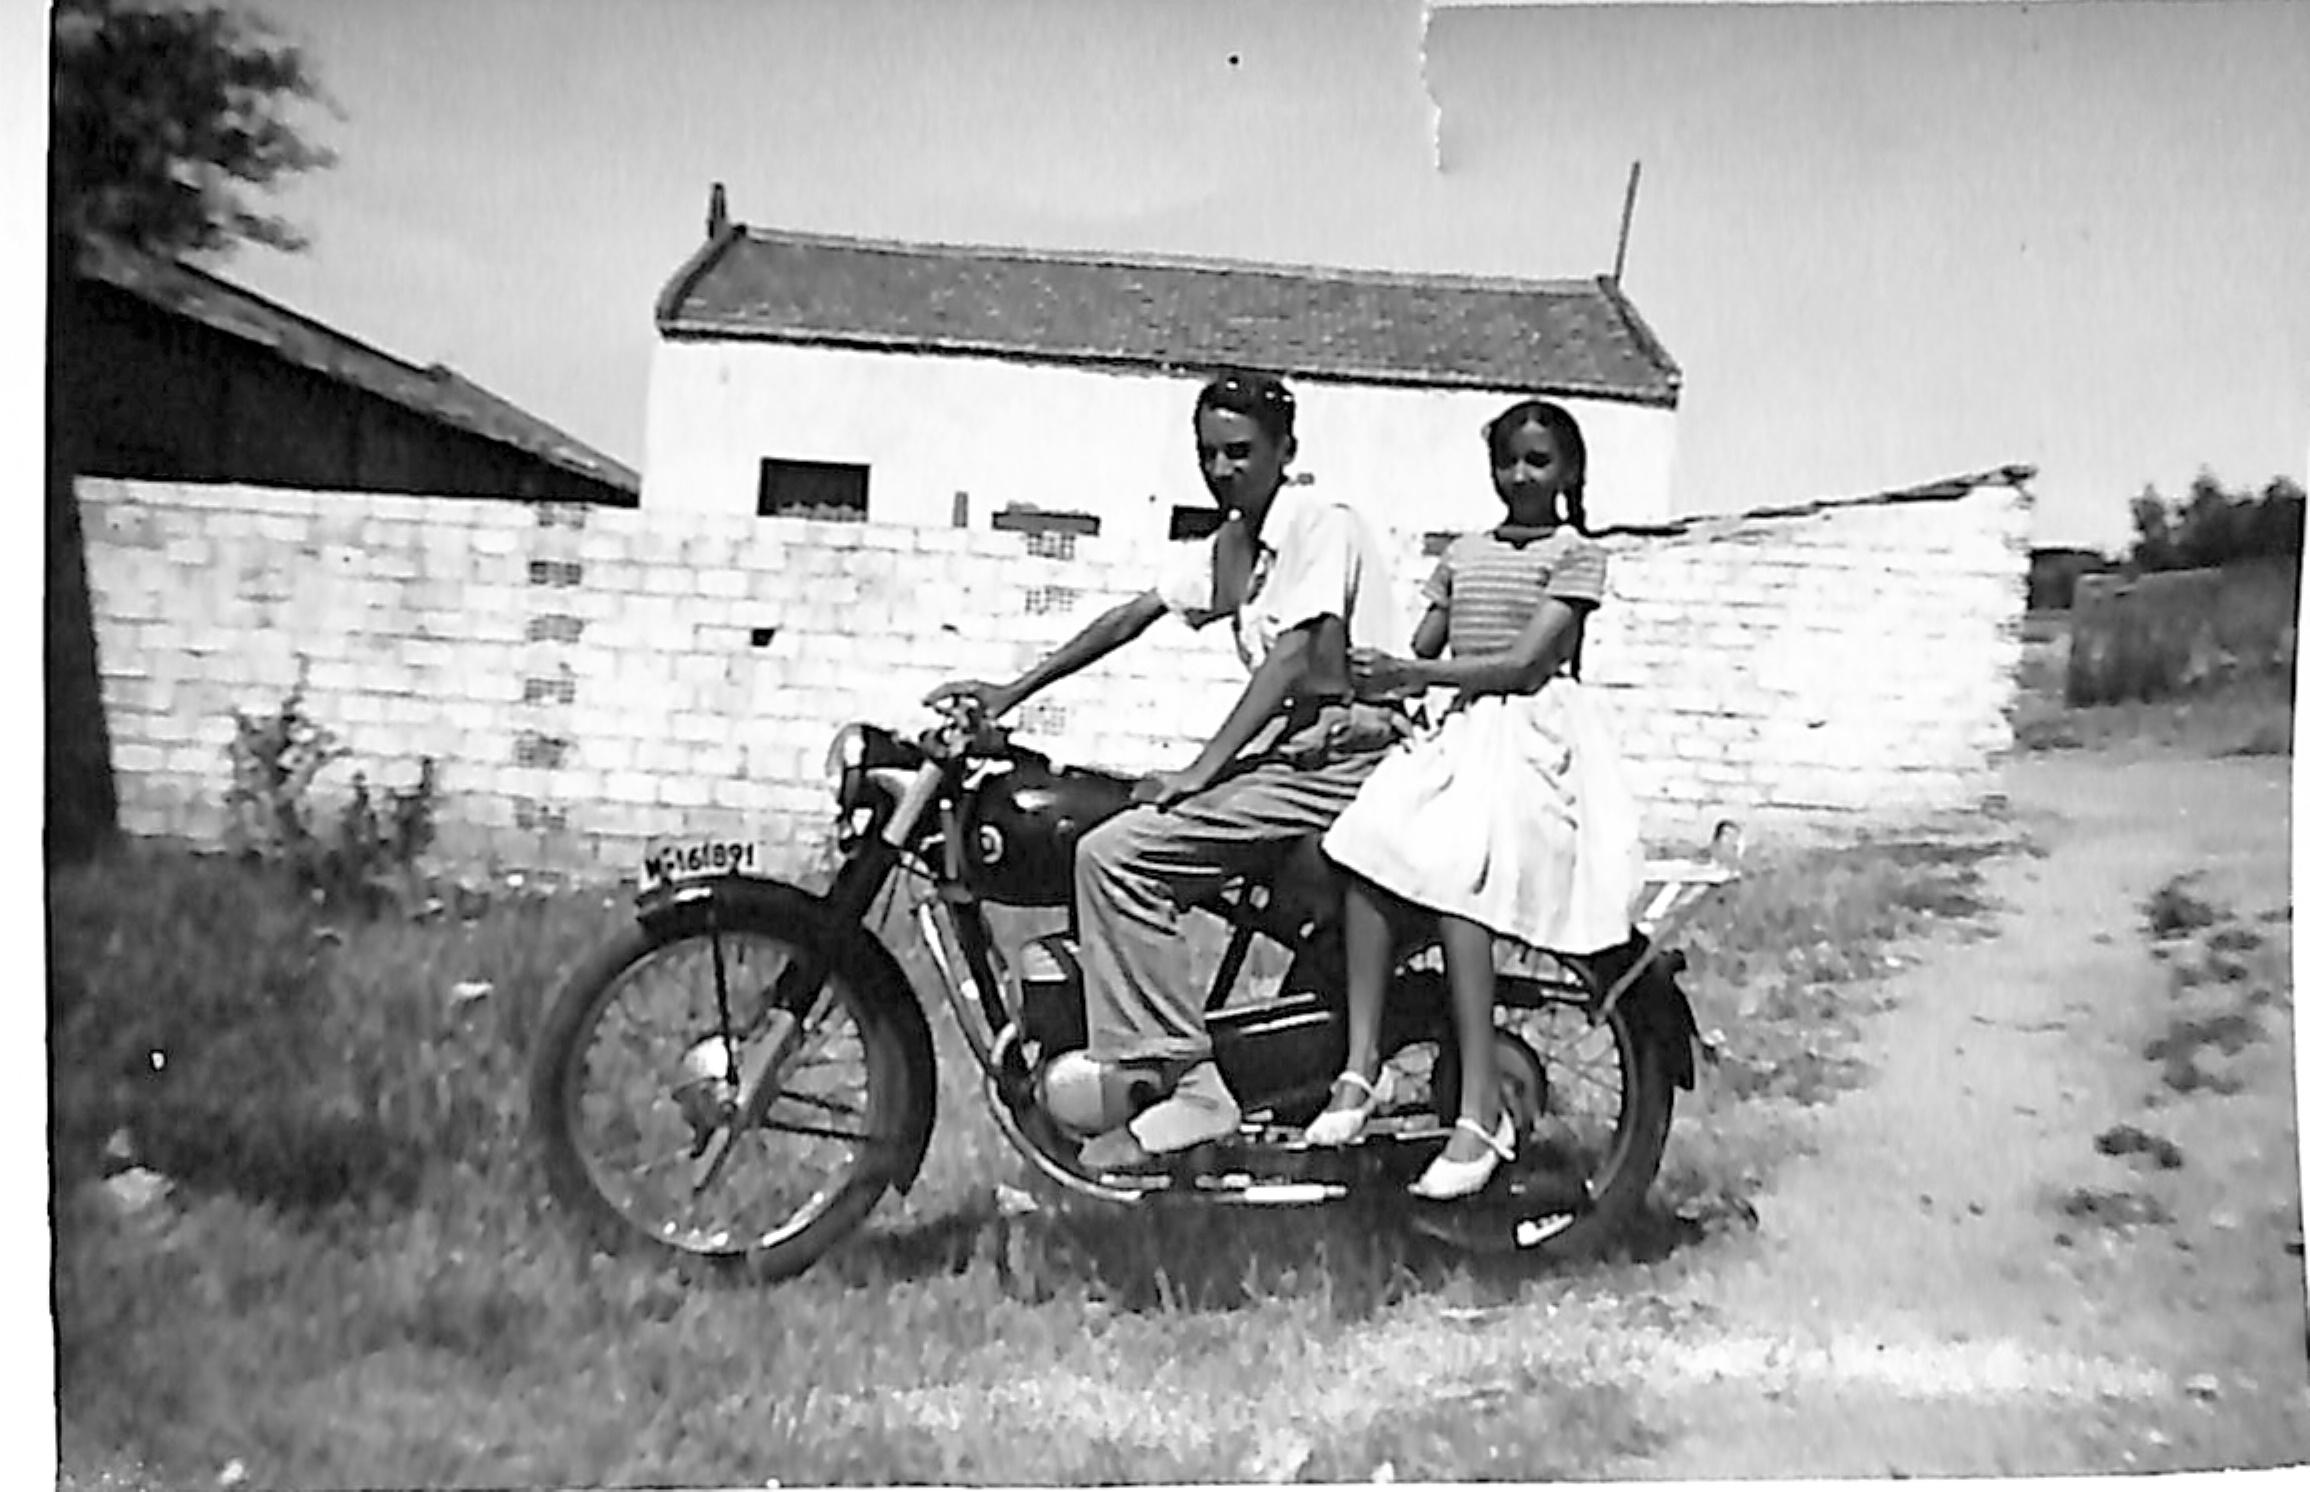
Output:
1016 930 1168 1136
1035 1051 1171 1137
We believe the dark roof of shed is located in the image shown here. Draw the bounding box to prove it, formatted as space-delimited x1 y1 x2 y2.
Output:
75 236 641 497
655 225 1682 408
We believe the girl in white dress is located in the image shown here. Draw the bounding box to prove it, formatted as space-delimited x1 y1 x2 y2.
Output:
1306 399 1645 1200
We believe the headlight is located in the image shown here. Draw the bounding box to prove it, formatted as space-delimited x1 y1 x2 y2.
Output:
822 723 928 831
824 723 869 820
824 723 868 781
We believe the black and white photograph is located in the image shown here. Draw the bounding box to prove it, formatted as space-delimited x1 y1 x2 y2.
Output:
28 0 2310 1484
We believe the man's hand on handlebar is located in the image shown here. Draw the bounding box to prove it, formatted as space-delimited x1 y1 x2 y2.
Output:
921 678 1022 720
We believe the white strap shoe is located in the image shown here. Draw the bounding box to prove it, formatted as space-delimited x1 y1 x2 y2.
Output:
1409 1113 1516 1201
1304 1069 1389 1148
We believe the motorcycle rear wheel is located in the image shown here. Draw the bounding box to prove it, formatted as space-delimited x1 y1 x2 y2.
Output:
1418 962 1674 1262
528 895 923 1282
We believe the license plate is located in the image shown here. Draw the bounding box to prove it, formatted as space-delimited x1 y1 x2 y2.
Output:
638 836 774 892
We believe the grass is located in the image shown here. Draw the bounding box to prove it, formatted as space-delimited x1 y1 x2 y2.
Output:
2012 667 2295 756
48 818 2015 1488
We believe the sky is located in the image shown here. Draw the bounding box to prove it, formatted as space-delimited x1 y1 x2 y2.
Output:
42 0 2310 549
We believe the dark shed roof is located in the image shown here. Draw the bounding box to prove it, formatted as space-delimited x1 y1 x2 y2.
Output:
76 236 640 497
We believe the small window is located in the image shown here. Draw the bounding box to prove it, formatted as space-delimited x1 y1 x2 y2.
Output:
1170 506 1222 542
991 506 1099 534
758 459 868 520
991 506 1099 559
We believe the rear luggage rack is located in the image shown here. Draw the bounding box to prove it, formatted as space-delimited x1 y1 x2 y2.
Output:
1596 819 1745 1024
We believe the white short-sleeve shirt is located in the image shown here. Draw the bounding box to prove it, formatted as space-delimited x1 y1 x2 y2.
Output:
1155 489 1404 674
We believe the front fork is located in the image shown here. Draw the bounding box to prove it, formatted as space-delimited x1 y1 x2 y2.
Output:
683 764 949 1192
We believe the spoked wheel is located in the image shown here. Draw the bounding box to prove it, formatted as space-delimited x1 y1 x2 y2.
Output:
529 890 930 1283
1414 958 1674 1261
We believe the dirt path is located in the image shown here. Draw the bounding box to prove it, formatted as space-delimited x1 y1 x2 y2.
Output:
1634 751 2307 1477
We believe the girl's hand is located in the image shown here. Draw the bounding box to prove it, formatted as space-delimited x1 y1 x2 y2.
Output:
1349 648 1419 698
923 679 1020 719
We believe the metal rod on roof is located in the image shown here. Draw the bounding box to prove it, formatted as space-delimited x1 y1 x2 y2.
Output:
1612 160 1642 285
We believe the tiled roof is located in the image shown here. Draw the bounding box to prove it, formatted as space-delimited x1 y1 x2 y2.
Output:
76 236 640 496
655 226 1681 408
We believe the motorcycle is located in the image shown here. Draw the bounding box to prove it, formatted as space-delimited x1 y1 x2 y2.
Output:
528 698 1741 1283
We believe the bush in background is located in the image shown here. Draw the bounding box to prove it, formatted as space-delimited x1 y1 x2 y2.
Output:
224 688 439 916
2126 472 2305 575
2065 558 2299 707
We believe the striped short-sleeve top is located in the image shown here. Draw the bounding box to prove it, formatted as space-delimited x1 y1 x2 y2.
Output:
1424 525 1608 661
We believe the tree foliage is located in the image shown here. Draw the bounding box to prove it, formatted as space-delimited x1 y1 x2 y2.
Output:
2126 472 2306 574
49 0 338 259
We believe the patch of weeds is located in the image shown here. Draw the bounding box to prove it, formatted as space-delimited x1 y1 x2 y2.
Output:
2204 950 2255 983
2145 1009 2264 1063
2150 1042 2250 1098
2144 875 2220 940
2094 1123 2186 1170
2159 1051 2208 1094
2060 1186 2174 1230
1711 1042 1872 1106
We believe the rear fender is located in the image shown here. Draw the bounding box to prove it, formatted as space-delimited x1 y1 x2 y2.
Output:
634 876 939 1195
1573 934 1701 1092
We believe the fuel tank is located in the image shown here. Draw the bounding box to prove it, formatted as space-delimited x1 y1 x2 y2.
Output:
958 751 1137 907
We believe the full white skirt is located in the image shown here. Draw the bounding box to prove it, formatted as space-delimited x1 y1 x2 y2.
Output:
1321 680 1644 956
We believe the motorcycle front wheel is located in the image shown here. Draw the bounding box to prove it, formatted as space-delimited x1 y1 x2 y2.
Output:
528 891 926 1282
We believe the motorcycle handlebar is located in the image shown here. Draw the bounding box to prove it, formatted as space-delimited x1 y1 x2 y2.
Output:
922 694 1007 760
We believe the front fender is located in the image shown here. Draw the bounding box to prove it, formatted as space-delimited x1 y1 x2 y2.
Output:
634 875 940 1196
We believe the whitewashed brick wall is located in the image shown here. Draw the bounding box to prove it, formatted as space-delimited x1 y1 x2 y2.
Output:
77 474 2031 879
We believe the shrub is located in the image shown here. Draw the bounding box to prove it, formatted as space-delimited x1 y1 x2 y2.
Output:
223 688 438 917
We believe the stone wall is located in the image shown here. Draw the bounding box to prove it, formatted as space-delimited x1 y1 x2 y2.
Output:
77 470 2033 880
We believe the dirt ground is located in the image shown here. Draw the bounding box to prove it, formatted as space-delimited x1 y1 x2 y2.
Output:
1627 748 2307 1477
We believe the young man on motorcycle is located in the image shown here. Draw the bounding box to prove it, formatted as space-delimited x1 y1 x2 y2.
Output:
924 370 1408 1175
